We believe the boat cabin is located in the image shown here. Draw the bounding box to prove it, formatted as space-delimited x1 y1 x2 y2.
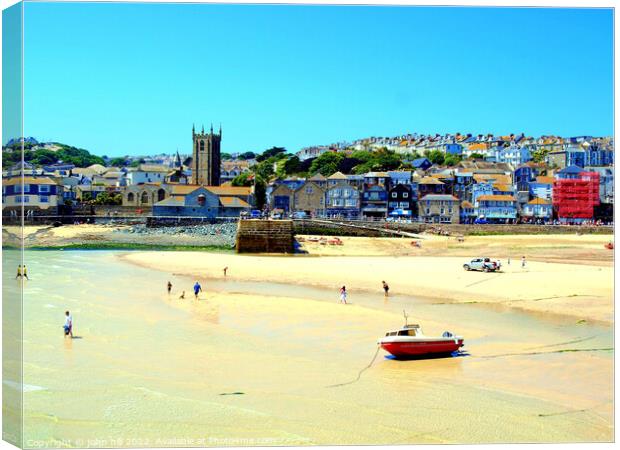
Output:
385 324 421 337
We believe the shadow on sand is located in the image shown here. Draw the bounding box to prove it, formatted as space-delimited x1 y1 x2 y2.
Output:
384 350 470 361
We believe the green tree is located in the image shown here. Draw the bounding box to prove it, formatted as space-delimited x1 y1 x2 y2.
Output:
109 157 127 167
238 151 257 160
372 148 402 170
129 158 146 168
231 172 253 187
256 146 287 162
253 160 275 180
253 175 267 210
469 153 485 160
309 152 344 176
426 150 445 165
31 149 58 166
282 155 301 175
444 154 462 167
531 148 549 163
221 152 233 161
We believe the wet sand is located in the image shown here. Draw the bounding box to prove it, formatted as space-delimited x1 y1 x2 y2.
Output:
123 246 613 323
14 249 613 446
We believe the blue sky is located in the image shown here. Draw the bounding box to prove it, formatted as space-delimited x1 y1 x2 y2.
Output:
20 3 613 157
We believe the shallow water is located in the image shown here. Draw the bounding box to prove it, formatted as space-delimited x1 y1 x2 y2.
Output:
10 250 614 446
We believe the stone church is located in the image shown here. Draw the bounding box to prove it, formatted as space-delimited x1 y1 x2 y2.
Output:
191 123 221 186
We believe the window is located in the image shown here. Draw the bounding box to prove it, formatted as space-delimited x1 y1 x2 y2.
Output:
399 202 409 208
305 186 313 194
128 193 135 202
39 196 49 203
39 185 50 193
403 192 409 198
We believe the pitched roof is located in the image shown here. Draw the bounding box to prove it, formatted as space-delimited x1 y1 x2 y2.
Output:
154 197 185 206
420 194 458 201
206 186 252 196
365 172 389 177
137 164 171 173
327 171 348 180
477 195 516 202
87 164 107 174
170 185 202 195
219 196 251 208
527 197 551 205
493 184 513 192
3 176 58 186
419 176 444 185
461 200 474 208
308 173 326 181
558 165 584 175
535 176 554 184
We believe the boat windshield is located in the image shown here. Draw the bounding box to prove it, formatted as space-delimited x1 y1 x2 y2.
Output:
397 329 416 336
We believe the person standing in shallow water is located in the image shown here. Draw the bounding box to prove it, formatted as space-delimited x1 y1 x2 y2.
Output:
194 281 202 299
63 311 73 338
167 281 172 294
521 256 526 269
23 265 29 280
339 286 347 304
223 267 228 277
382 281 390 297
15 265 21 279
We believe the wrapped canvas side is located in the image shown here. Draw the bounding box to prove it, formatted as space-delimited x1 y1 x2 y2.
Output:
3 2 24 448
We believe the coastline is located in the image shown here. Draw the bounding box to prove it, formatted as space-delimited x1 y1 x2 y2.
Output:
120 249 613 324
18 249 614 444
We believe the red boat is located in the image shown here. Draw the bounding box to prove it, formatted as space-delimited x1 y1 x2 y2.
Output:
378 323 464 358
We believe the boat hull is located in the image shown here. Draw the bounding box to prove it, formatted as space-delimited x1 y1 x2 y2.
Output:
380 339 464 358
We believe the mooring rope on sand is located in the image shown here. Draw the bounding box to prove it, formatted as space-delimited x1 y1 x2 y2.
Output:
326 345 382 388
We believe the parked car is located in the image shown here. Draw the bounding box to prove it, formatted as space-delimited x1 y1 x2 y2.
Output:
463 257 501 272
291 211 308 219
250 209 262 219
474 217 489 224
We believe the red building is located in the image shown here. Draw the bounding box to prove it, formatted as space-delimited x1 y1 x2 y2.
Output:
552 169 600 221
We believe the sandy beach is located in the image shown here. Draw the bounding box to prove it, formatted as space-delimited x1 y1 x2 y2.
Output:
122 233 614 323
14 248 614 445
7 229 614 445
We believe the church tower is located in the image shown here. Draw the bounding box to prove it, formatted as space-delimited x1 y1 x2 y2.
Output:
191 123 222 186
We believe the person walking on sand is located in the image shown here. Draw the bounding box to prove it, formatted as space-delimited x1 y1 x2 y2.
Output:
63 311 73 338
507 256 511 265
22 265 29 280
223 266 228 277
167 281 172 294
15 265 22 279
193 281 202 299
382 281 390 297
179 291 185 299
339 286 347 304
521 256 526 269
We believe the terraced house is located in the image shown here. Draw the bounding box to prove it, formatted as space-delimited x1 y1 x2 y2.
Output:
475 195 518 224
419 194 459 223
2 176 63 217
325 181 361 218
